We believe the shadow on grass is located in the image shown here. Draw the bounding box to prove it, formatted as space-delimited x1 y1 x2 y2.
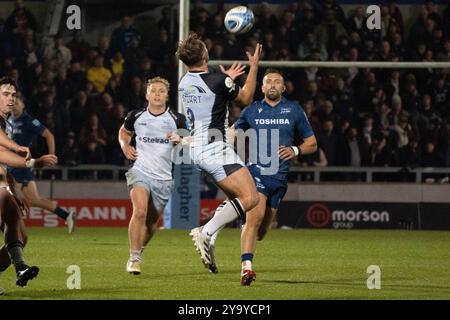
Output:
1 286 172 300
260 278 450 293
3 285 246 300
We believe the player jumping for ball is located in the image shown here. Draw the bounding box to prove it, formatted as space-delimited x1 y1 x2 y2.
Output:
176 32 262 284
119 77 187 275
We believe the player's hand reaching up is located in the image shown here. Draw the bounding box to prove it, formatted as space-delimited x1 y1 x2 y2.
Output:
278 145 296 160
246 43 262 68
34 154 58 168
219 62 246 81
122 144 138 161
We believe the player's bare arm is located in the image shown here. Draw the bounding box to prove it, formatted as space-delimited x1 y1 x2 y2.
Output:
0 150 57 168
42 128 55 155
0 130 31 159
118 125 137 160
234 43 262 106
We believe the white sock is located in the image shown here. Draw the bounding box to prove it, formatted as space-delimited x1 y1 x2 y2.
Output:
209 201 227 246
202 198 245 236
241 260 252 272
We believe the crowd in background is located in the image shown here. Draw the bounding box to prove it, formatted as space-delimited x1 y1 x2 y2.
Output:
0 0 449 174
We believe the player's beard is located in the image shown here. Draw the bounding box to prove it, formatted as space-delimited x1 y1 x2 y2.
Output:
265 90 281 102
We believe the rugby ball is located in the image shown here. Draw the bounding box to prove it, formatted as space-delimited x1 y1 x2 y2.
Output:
224 6 255 35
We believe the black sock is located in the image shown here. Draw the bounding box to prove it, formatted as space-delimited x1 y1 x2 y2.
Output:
54 207 69 220
6 241 26 272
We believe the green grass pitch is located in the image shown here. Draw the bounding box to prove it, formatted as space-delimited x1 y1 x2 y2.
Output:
1 228 449 299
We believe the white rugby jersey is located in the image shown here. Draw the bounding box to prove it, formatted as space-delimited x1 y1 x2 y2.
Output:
178 71 239 146
123 107 186 180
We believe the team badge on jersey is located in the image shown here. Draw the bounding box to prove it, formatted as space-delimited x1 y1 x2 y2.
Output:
224 77 235 92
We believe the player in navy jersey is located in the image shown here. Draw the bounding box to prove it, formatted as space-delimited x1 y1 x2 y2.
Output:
212 69 318 285
176 32 262 281
8 95 76 233
119 77 187 275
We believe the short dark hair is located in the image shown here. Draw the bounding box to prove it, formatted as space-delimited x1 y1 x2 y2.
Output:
176 32 207 67
264 68 284 78
0 77 18 90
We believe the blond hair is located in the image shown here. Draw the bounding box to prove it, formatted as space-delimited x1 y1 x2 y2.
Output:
147 76 170 91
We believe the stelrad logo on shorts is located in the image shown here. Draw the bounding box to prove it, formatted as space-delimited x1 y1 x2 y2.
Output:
139 136 170 144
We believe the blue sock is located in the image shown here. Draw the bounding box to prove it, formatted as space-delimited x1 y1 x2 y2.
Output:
241 253 253 262
54 207 69 220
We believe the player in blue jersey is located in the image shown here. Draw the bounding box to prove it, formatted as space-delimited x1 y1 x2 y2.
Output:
211 69 317 285
8 95 76 233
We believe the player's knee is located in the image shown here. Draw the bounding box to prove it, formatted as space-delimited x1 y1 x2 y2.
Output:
239 197 256 212
249 191 259 210
23 192 40 205
132 207 148 221
240 192 259 212
28 198 40 207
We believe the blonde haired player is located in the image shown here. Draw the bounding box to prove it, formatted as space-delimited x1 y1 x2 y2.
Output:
119 77 187 275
